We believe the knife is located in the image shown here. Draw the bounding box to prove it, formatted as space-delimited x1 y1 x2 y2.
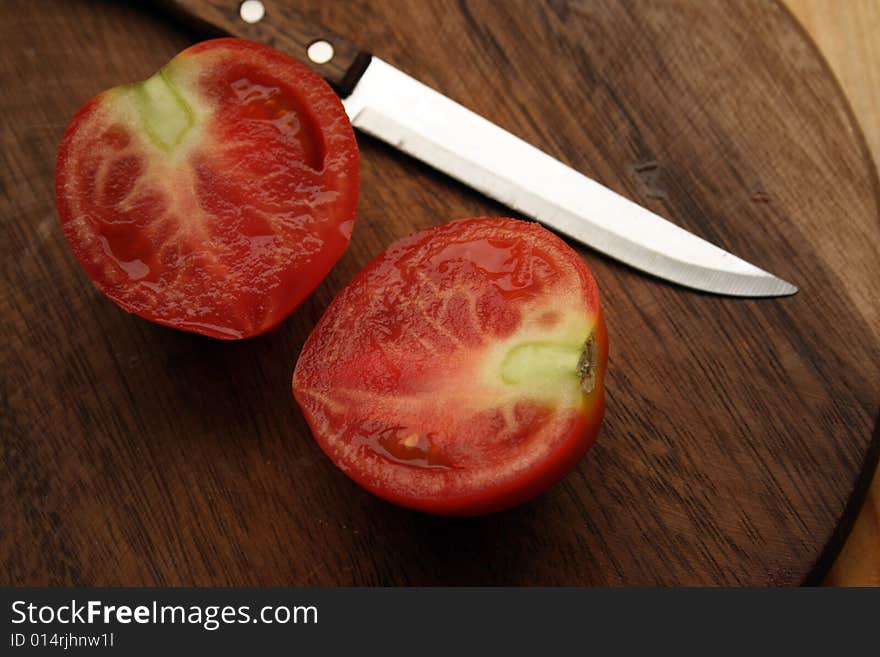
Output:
159 0 797 297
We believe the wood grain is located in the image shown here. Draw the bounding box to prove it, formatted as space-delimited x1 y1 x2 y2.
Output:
1 0 878 586
785 0 880 586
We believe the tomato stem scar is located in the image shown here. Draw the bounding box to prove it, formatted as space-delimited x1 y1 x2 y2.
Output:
497 331 598 395
577 329 598 394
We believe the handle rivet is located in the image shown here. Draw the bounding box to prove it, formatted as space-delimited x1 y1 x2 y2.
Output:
239 0 265 24
307 40 335 64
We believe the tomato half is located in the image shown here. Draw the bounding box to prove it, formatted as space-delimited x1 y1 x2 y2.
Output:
55 39 359 339
293 217 607 516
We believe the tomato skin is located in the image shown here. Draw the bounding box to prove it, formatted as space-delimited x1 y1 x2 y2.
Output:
293 217 607 516
55 38 359 339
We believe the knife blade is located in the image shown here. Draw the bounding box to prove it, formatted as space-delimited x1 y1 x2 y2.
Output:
160 0 797 297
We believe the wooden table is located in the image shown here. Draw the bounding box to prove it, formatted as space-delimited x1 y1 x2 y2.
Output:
785 0 880 586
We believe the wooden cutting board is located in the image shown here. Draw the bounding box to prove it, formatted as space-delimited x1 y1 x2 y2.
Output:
1 0 878 586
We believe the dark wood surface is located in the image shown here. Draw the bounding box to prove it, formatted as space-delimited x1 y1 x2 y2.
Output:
1 0 878 586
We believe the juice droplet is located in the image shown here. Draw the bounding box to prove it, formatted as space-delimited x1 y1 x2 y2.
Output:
98 236 151 280
364 427 453 470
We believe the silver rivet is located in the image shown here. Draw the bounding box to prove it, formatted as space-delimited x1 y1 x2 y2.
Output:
239 0 265 24
307 40 335 64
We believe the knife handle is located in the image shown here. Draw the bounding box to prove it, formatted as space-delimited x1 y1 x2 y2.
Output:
157 0 372 97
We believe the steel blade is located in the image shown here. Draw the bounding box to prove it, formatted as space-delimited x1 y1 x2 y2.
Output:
343 58 796 297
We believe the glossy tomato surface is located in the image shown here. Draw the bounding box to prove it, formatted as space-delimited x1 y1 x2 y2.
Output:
55 39 359 339
293 217 607 516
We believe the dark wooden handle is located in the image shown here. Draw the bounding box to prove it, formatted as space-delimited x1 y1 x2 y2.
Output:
157 0 372 96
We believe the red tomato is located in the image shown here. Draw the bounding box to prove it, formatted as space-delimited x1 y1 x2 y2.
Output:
55 39 359 339
293 217 607 516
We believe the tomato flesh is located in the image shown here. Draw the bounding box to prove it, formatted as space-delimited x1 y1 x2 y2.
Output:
55 39 359 339
293 217 607 516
